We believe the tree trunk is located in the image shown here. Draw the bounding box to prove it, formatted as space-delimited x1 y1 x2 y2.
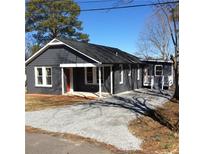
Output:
173 66 179 99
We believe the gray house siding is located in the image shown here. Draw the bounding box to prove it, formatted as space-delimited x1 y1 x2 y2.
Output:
72 67 111 93
26 44 143 95
145 62 172 76
26 45 97 94
142 61 173 89
26 66 62 95
113 64 133 94
27 45 96 66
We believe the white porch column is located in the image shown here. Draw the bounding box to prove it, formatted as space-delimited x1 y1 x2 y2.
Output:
98 66 102 98
110 66 113 95
161 76 164 90
70 68 73 92
151 76 154 90
61 67 64 95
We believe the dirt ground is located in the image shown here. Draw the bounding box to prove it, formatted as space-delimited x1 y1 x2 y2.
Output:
128 100 179 154
25 94 96 111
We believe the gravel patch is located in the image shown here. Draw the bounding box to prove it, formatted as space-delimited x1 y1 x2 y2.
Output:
26 90 171 151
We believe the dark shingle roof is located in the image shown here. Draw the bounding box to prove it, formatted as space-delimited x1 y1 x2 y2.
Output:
58 38 141 64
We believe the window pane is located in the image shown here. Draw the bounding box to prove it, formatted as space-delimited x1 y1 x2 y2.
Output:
156 66 163 75
156 66 162 71
87 68 93 83
156 71 162 76
46 68 51 76
37 68 42 76
46 77 52 85
37 77 43 85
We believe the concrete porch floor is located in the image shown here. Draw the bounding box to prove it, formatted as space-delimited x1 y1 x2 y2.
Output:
65 91 111 98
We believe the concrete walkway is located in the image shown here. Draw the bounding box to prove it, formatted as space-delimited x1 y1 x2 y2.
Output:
26 89 172 151
26 132 115 154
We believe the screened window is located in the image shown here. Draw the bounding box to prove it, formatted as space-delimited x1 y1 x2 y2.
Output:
35 67 52 87
155 65 163 76
86 68 93 84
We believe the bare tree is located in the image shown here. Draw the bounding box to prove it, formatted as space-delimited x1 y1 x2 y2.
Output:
136 11 172 60
155 0 179 99
136 0 179 99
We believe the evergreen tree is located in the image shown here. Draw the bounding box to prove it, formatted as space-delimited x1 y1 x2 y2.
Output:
26 0 89 47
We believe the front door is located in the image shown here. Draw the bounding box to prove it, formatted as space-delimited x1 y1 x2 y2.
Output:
65 69 70 92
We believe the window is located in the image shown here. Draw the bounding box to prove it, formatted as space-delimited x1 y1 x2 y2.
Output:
35 67 52 87
46 68 52 85
86 68 93 84
155 65 163 76
85 67 104 84
36 68 43 85
119 64 123 84
97 67 104 84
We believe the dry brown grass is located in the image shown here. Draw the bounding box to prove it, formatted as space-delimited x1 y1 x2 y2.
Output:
128 101 179 154
25 94 96 112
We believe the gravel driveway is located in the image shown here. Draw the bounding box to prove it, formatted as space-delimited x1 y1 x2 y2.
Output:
26 89 172 151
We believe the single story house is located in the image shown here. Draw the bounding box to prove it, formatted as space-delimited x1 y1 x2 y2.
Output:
142 59 174 90
25 38 144 96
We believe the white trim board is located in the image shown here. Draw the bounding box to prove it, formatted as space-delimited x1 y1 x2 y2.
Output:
25 38 101 65
60 63 98 68
60 63 113 68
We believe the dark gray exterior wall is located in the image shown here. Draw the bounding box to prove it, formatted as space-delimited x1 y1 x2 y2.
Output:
26 44 143 95
113 64 143 94
144 62 172 76
72 67 111 93
142 61 173 89
26 66 62 94
27 45 95 66
26 45 97 95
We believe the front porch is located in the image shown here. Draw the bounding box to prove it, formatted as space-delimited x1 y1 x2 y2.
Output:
65 91 111 99
60 63 113 97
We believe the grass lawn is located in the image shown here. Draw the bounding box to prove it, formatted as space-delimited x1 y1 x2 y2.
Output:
25 94 96 112
129 100 179 154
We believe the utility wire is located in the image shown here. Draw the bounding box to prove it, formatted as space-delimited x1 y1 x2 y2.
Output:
26 0 118 4
76 0 117 4
26 1 179 13
81 1 179 11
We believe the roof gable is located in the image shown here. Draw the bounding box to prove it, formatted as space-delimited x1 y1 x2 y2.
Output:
25 38 141 65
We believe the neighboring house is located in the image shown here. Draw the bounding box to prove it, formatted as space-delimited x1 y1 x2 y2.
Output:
142 59 174 89
25 38 144 96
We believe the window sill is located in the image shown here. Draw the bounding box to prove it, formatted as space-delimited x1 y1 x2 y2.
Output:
35 85 52 88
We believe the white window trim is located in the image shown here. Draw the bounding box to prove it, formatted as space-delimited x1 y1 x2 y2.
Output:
128 64 131 77
155 65 163 76
119 64 123 84
34 66 52 87
137 68 140 80
85 67 104 85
